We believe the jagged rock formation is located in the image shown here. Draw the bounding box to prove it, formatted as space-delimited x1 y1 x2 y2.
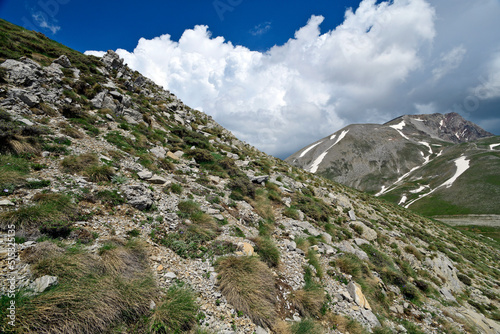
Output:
1 19 499 334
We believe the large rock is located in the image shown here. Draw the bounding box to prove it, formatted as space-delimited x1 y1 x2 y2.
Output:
138 170 153 180
1 58 43 85
101 50 124 70
347 281 372 310
455 307 500 334
147 175 167 185
350 221 377 241
150 146 167 159
334 240 369 261
29 275 58 294
425 254 462 292
9 89 39 107
53 55 72 68
236 242 254 256
121 183 154 210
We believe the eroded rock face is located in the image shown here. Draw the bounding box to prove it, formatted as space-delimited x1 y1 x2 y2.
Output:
1 58 43 85
347 281 371 310
425 253 463 293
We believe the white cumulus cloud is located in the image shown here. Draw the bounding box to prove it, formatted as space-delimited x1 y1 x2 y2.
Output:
86 0 500 158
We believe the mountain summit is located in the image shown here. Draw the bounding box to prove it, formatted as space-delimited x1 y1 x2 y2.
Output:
286 113 499 215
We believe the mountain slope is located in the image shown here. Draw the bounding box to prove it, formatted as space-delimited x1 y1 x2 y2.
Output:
286 113 499 215
1 19 500 334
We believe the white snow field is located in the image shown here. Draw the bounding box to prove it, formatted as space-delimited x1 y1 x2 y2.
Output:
299 141 323 158
307 130 350 173
389 121 410 140
404 156 470 208
490 143 500 150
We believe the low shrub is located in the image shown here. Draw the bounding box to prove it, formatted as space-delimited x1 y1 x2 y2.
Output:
0 193 77 232
96 190 126 206
254 237 280 267
228 175 256 200
291 318 323 334
149 284 199 334
216 256 277 327
11 239 157 333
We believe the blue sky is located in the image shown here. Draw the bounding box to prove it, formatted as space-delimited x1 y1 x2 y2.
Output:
0 0 359 54
1 0 500 159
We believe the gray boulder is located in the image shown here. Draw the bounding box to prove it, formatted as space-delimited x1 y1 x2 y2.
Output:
121 183 154 210
53 55 72 68
29 275 58 294
0 58 43 85
251 175 269 184
102 50 124 70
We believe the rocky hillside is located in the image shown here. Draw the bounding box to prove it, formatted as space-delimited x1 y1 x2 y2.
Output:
285 114 499 216
1 19 500 334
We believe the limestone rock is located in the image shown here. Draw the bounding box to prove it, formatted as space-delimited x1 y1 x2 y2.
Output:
29 275 58 294
167 151 180 160
53 55 72 68
236 242 254 256
425 254 462 292
0 58 43 85
347 281 371 310
121 183 154 210
351 221 377 241
0 199 15 206
150 146 167 159
147 175 167 185
457 307 500 334
138 170 153 180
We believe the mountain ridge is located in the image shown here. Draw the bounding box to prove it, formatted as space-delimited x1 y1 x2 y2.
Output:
286 112 499 216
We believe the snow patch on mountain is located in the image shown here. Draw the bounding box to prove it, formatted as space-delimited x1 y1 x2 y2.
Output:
410 185 428 193
308 151 329 173
299 141 323 158
330 134 337 141
398 195 407 205
307 130 350 173
389 121 410 140
442 156 470 188
490 143 500 150
419 141 433 154
333 130 349 146
405 156 470 208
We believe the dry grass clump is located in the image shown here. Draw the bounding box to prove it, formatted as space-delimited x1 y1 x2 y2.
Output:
290 288 325 318
216 256 277 327
13 239 157 333
0 193 77 232
61 153 114 182
149 284 199 334
327 314 367 334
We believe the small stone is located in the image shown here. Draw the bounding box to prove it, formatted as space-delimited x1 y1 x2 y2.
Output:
352 305 360 311
349 210 357 221
237 242 254 256
165 272 177 279
0 199 15 206
147 176 167 184
138 170 153 180
150 300 156 310
29 275 58 294
157 265 164 271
